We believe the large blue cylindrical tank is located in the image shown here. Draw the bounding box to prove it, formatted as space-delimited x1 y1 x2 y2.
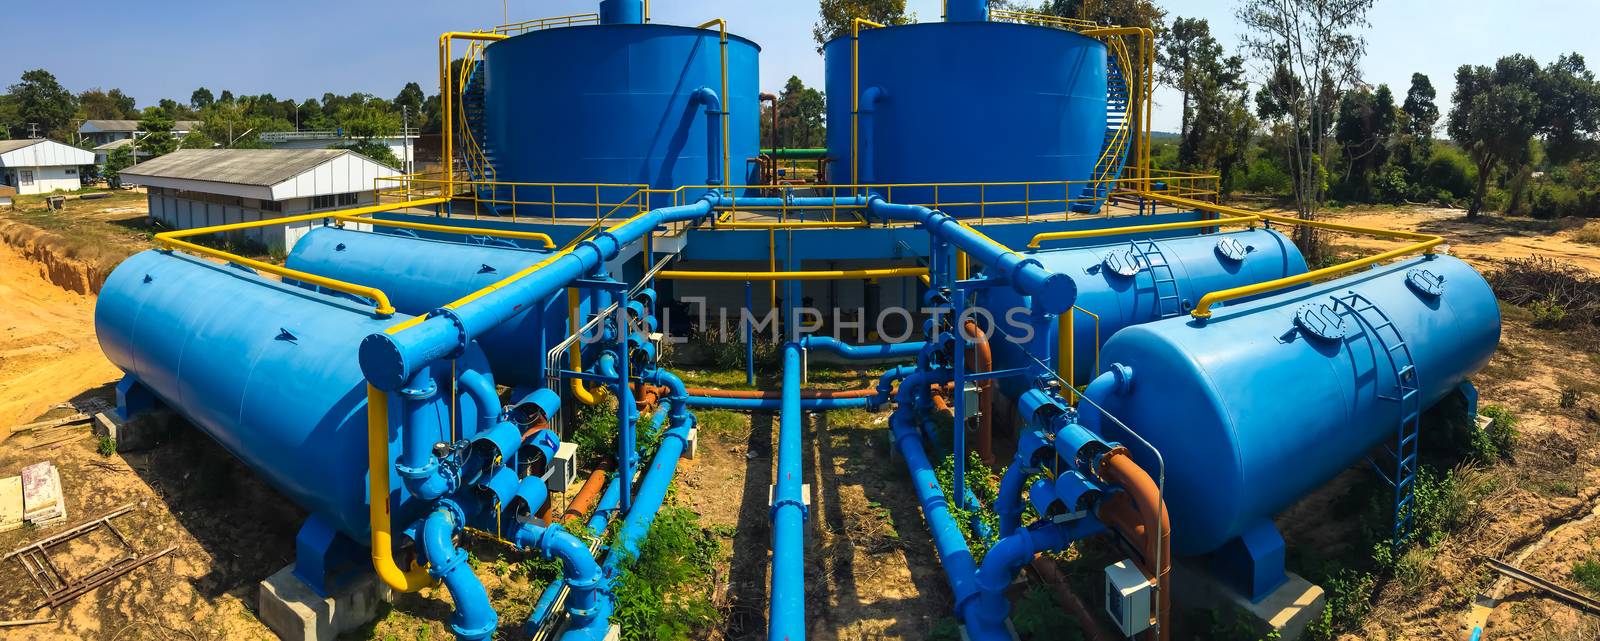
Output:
95 251 493 541
983 229 1309 392
1086 254 1500 555
823 20 1106 217
286 227 568 387
482 23 761 209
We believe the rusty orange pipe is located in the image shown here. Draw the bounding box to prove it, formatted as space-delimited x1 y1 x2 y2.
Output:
562 463 613 526
963 319 995 467
1097 450 1171 641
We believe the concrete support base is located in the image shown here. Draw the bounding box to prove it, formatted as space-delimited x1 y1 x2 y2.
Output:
93 409 175 452
684 427 699 460
957 619 1020 641
1172 560 1325 640
258 565 392 641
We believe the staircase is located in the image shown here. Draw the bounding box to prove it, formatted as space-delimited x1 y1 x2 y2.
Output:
1071 36 1134 214
1127 239 1182 318
457 53 512 216
1333 292 1422 549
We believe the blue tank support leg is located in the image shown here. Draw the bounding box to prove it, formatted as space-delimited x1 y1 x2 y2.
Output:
114 374 158 421
292 514 367 597
1213 518 1288 603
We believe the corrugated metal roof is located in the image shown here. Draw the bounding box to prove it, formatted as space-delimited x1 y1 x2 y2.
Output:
119 148 358 187
92 139 132 151
78 119 202 132
0 140 42 154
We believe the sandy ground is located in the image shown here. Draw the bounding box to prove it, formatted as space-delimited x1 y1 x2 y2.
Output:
0 240 120 430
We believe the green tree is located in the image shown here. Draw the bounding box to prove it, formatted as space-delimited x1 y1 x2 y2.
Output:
336 140 402 169
1176 28 1254 194
1392 72 1439 188
1036 0 1166 34
219 89 235 104
1448 56 1544 217
9 69 78 139
1238 0 1375 254
764 76 826 149
136 111 178 158
191 87 214 110
1334 84 1398 200
103 146 133 186
77 88 137 121
394 82 425 123
1160 17 1215 139
1536 54 1600 164
813 0 911 52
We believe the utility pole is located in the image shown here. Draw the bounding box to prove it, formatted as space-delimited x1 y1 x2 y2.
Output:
401 106 413 174
27 123 39 139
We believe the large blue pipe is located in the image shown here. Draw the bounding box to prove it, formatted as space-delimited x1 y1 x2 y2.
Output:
361 195 718 392
866 197 1075 313
560 413 697 641
800 335 925 360
691 87 724 186
421 504 496 640
769 343 807 641
512 522 603 626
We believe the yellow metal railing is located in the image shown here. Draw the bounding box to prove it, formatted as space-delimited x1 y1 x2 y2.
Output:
989 8 1099 31
655 267 927 281
490 12 598 35
1058 305 1102 400
373 174 649 225
1027 214 1260 248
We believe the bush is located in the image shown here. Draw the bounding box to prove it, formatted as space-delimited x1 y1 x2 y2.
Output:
1573 555 1600 595
1419 146 1477 201
1487 256 1600 328
1473 404 1520 462
1306 569 1377 640
571 401 618 468
935 450 1000 561
1238 157 1293 196
611 504 721 641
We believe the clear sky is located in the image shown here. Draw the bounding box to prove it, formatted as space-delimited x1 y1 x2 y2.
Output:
2 0 1596 133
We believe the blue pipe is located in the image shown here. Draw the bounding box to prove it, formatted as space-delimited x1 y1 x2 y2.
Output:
886 368 1015 640
598 0 642 24
420 503 496 640
457 369 500 435
866 197 1076 313
769 343 807 641
801 335 926 361
560 414 698 641
397 366 451 501
972 523 1075 629
512 522 603 626
858 86 885 184
685 395 872 411
691 87 724 186
872 364 918 409
361 195 718 392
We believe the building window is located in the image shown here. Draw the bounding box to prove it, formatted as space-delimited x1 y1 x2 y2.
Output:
65 168 77 175
313 193 360 209
261 200 283 212
338 192 358 206
19 170 33 186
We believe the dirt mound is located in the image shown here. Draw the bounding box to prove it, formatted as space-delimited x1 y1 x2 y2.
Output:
0 220 115 295
0 237 120 430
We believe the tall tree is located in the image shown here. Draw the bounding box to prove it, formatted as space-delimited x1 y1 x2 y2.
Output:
812 0 910 52
1536 53 1600 164
1238 0 1375 254
1448 56 1542 218
1160 17 1216 138
1392 72 1439 183
764 76 826 149
8 69 78 139
1177 28 1254 193
78 88 136 120
191 87 215 110
1035 0 1166 33
1334 84 1397 200
136 111 178 158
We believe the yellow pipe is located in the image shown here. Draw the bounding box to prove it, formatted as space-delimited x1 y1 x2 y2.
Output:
1058 312 1072 396
568 288 601 405
851 18 884 184
696 19 732 187
366 384 435 592
656 267 927 281
155 236 398 316
438 32 508 198
1134 192 1446 318
155 197 451 240
335 215 556 248
1026 215 1259 248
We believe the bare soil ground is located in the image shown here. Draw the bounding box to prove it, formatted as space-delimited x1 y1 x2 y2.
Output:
1 200 1598 640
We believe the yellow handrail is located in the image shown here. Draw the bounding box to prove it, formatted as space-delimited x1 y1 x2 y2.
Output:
152 197 451 317
367 385 435 592
438 32 508 200
696 18 732 188
1137 192 1445 318
655 267 927 281
851 18 885 184
1027 215 1259 248
334 215 556 249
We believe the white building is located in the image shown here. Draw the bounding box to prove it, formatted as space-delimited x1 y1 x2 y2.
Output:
259 129 420 173
77 119 201 147
0 139 95 195
121 148 400 254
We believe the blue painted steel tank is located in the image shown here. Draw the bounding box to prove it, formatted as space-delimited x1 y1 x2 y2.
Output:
823 20 1107 217
95 250 495 541
982 228 1309 392
482 23 761 211
1086 254 1500 555
286 227 569 387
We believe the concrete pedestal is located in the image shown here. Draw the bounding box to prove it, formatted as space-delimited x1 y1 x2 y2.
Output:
1173 560 1325 640
94 409 174 452
258 565 392 641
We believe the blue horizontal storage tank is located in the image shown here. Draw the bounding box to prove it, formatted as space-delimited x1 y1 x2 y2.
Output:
95 250 495 541
823 19 1107 217
481 22 761 213
1084 254 1500 555
286 227 571 388
983 228 1309 391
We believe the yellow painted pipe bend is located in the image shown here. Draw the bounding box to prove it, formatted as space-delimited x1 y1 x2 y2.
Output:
366 385 434 592
569 289 601 405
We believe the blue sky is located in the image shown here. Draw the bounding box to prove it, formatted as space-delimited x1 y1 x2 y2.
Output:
2 0 1596 132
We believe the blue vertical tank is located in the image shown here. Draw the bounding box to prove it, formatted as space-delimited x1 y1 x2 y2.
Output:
823 6 1107 217
95 250 495 541
982 228 1309 392
479 5 761 211
285 227 572 387
1083 254 1500 555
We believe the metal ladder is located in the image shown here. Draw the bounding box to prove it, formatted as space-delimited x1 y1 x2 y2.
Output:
1129 239 1182 318
459 58 510 215
1071 35 1133 214
1331 291 1421 548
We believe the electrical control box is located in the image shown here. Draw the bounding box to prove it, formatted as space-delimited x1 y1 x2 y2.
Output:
1104 559 1153 636
961 382 981 421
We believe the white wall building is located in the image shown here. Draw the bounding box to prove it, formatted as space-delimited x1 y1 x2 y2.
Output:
77 119 200 147
120 148 400 254
0 139 95 195
259 129 420 173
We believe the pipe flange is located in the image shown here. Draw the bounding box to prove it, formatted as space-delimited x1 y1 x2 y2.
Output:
450 616 497 640
427 308 469 360
770 497 809 522
395 458 439 481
